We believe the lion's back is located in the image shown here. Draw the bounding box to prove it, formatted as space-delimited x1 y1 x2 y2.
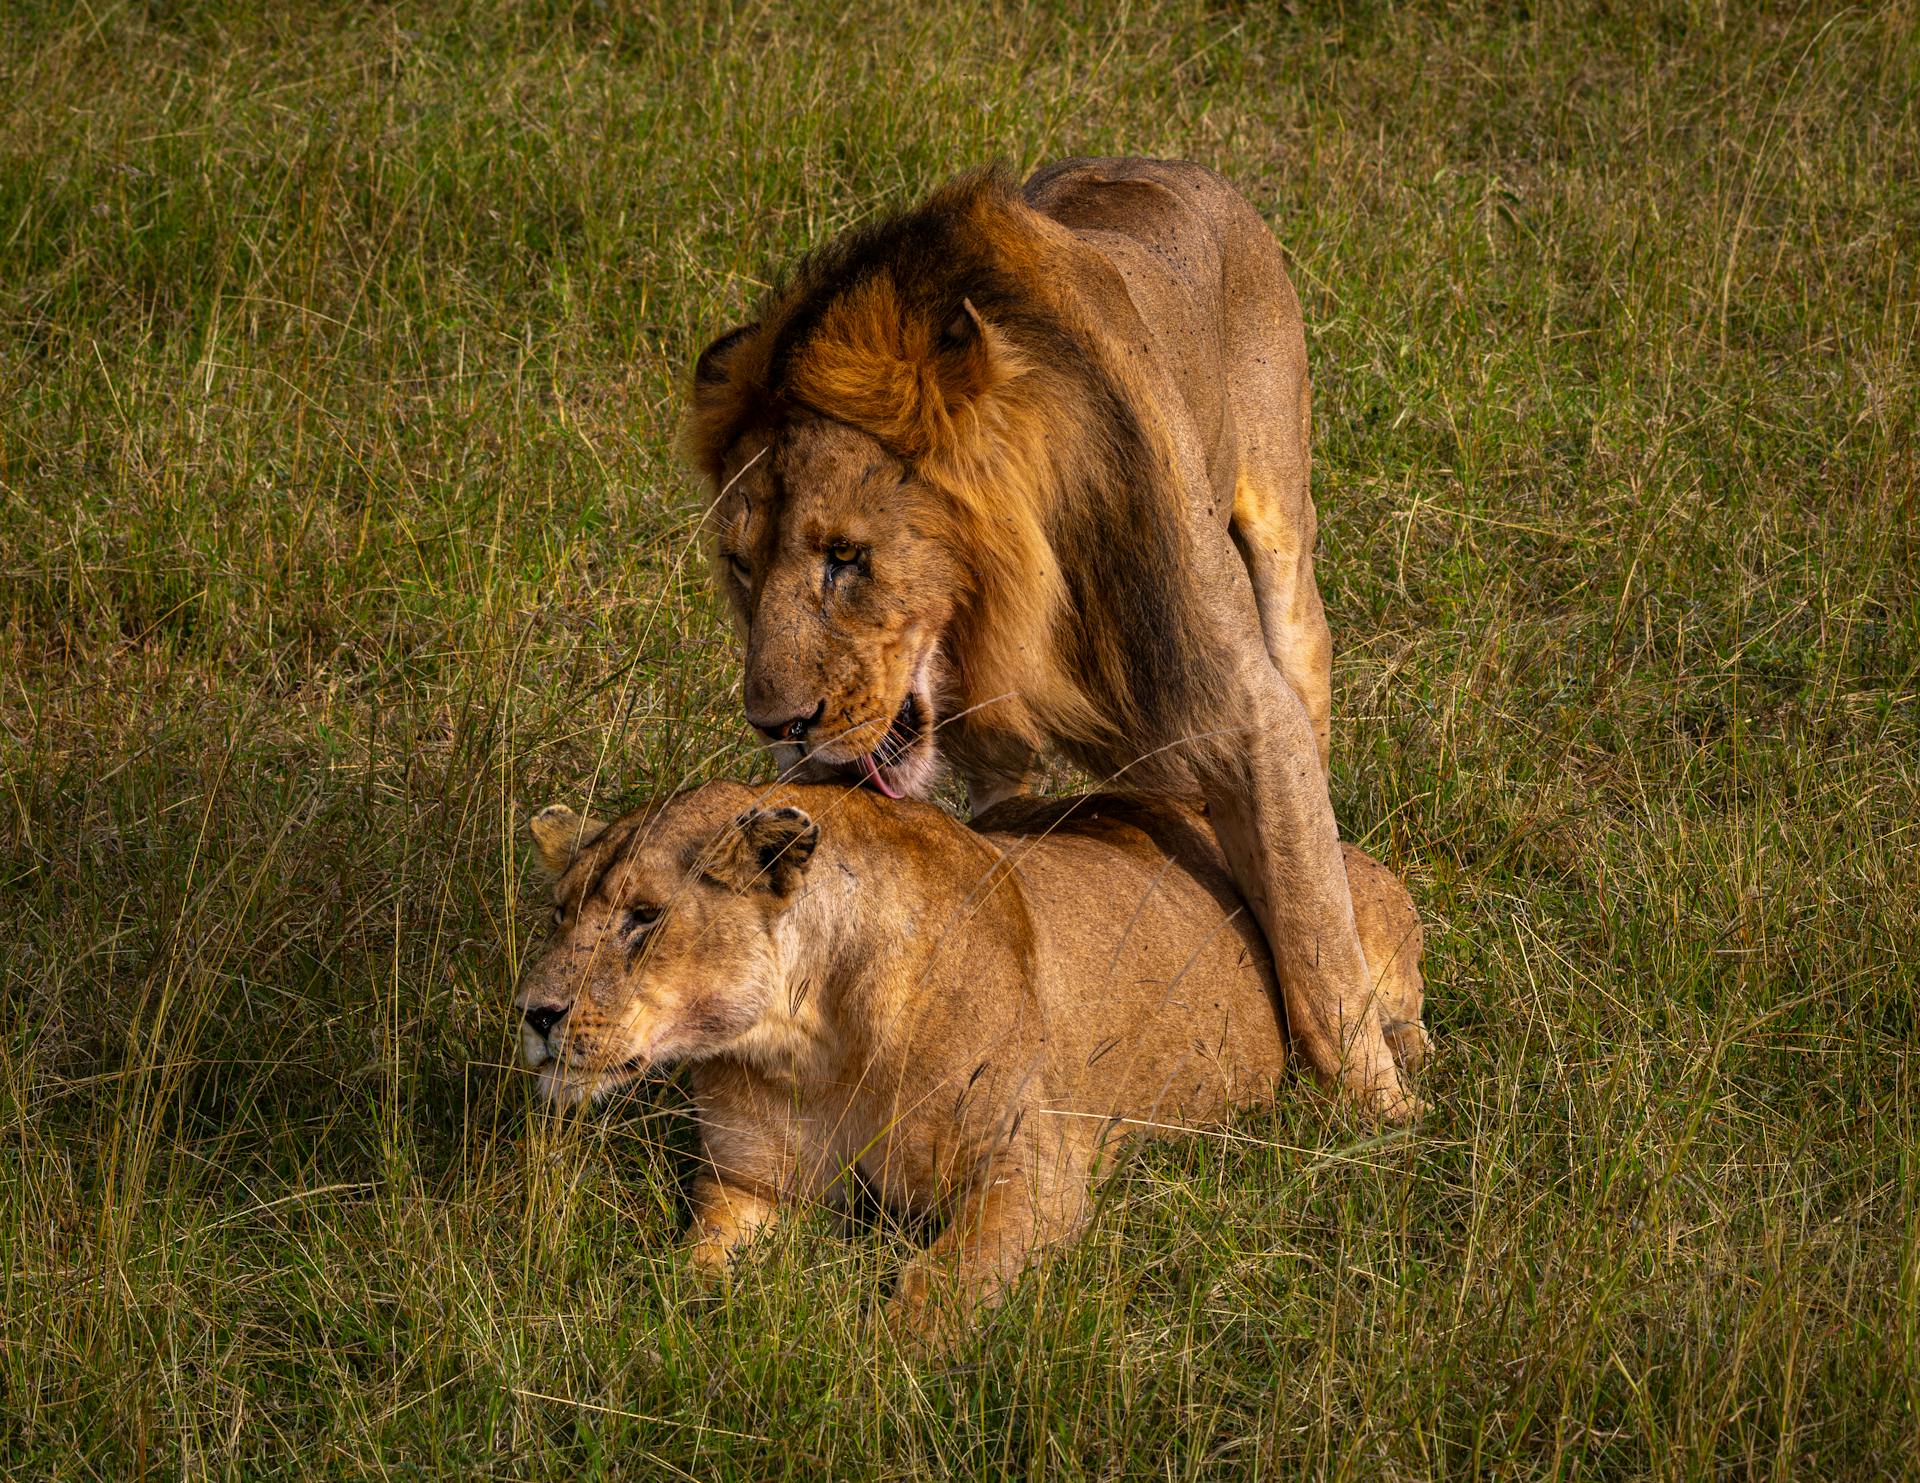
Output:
1020 157 1309 532
1023 156 1257 253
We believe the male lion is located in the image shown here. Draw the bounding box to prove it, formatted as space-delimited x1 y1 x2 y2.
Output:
514 783 1427 1343
685 158 1422 1120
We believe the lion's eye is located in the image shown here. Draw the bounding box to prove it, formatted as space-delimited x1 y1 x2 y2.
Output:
551 905 565 927
824 540 863 581
621 906 662 939
725 552 750 584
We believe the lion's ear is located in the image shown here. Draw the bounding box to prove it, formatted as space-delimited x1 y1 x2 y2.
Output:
788 286 1021 459
529 804 609 875
933 298 996 402
917 296 1022 453
703 806 819 898
686 322 769 486
694 322 759 389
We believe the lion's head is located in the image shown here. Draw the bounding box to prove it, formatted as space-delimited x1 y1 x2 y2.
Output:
513 787 820 1108
700 414 961 799
683 172 1121 800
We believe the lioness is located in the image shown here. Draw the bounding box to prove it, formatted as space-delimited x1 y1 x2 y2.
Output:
514 782 1426 1342
685 158 1422 1120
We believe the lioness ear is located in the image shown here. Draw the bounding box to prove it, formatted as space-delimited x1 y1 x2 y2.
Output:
529 804 609 875
704 806 819 897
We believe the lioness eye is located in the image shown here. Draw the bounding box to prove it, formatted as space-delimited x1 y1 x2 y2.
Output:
622 906 661 938
824 540 862 581
725 552 750 584
551 905 565 927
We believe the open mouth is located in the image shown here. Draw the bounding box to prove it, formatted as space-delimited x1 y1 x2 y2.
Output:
766 653 943 799
848 692 928 799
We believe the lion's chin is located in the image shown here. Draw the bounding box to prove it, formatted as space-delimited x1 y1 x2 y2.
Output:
781 685 942 800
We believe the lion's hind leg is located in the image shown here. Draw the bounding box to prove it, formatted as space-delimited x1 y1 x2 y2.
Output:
1230 468 1332 777
1341 844 1430 1074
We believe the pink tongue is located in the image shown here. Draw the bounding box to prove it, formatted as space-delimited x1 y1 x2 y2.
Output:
858 752 903 799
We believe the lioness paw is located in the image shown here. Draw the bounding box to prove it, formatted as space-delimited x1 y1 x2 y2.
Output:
685 1239 737 1281
885 1274 966 1358
1368 1080 1427 1125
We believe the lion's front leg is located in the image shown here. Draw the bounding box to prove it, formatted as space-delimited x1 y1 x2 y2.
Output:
965 769 1034 817
949 728 1041 819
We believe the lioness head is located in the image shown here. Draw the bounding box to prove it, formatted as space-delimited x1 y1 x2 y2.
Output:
513 789 819 1108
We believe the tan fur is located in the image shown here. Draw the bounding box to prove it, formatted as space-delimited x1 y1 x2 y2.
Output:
514 782 1428 1347
683 159 1424 1119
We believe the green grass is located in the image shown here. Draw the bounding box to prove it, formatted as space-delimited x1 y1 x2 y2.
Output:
2 0 1916 1475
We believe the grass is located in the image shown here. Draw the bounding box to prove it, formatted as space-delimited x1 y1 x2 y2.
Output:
1 0 1915 1475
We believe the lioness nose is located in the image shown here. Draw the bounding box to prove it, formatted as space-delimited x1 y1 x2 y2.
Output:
746 698 824 744
523 1005 565 1039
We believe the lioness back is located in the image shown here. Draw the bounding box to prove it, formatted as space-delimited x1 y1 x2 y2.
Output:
970 795 1425 1130
971 795 1280 1124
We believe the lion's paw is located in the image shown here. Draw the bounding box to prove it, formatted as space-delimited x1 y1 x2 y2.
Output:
1383 1016 1431 1075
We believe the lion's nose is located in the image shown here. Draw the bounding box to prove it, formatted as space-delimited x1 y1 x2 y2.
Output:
745 698 824 744
523 1005 566 1039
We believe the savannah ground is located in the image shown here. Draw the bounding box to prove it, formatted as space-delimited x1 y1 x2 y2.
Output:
1 1 1916 1476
